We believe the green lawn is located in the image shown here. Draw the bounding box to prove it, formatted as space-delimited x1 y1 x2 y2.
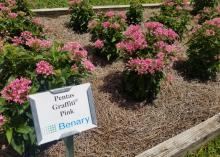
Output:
28 0 162 9
186 135 220 157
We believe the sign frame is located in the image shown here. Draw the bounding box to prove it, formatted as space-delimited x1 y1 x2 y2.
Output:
29 83 97 145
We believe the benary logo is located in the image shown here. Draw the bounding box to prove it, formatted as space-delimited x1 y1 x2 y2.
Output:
43 117 90 135
43 124 57 135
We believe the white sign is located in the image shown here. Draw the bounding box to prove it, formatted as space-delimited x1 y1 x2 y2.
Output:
29 83 97 145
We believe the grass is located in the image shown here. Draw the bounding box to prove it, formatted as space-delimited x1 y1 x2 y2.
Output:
28 0 162 9
186 135 220 157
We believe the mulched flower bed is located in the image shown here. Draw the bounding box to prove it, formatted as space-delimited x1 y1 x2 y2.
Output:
3 9 218 157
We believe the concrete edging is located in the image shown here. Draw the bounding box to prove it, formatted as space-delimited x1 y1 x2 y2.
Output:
32 3 161 16
136 113 220 157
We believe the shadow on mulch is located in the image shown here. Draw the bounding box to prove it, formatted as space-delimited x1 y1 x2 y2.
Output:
173 59 217 83
99 71 153 110
84 45 117 67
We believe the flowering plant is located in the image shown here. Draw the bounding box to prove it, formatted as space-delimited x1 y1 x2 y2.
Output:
117 22 179 101
69 0 94 33
89 11 127 60
150 0 191 38
191 0 217 15
0 40 95 154
126 0 143 25
193 5 220 25
0 0 43 41
187 17 220 79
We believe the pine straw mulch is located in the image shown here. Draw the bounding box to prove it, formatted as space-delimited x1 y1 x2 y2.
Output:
1 9 219 157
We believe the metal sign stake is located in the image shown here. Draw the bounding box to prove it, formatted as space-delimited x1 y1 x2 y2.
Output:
64 136 74 157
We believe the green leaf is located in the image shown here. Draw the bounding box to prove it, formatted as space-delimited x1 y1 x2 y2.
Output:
16 124 32 134
11 138 25 155
0 97 5 106
6 128 13 144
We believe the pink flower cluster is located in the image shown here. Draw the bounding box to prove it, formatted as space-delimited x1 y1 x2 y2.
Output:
206 18 220 28
154 41 176 54
117 25 147 54
0 114 4 125
1 78 32 104
105 11 127 20
94 39 104 49
68 0 81 6
126 57 164 75
105 11 115 18
61 42 89 60
83 60 95 71
61 41 95 71
153 27 179 40
144 22 164 30
8 12 17 19
36 60 54 76
0 1 18 19
12 31 52 49
205 29 216 36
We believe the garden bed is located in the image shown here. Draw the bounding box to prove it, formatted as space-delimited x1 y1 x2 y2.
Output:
32 11 220 157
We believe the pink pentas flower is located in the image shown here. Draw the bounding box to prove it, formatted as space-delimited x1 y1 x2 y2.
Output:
126 58 164 75
0 3 5 9
1 78 32 104
191 25 202 34
0 115 4 126
40 40 52 49
118 11 127 20
205 29 215 36
117 25 147 54
206 18 220 28
61 42 83 52
26 38 42 49
8 12 17 19
74 49 88 58
94 39 104 49
165 44 176 54
102 21 111 28
105 11 115 18
1 6 11 13
12 37 23 46
153 27 179 40
144 22 164 30
36 60 54 76
83 60 95 71
21 31 33 41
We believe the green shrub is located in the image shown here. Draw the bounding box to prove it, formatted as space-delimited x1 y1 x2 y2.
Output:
0 0 43 41
191 0 217 15
69 0 94 33
187 18 220 80
126 0 143 25
150 0 191 38
89 11 127 61
117 23 179 101
193 5 220 25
